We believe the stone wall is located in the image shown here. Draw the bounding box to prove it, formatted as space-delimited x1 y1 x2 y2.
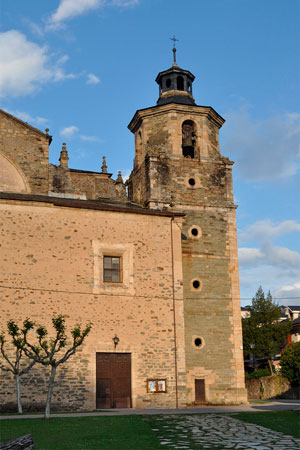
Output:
0 110 50 194
0 110 127 202
0 197 186 411
246 375 300 400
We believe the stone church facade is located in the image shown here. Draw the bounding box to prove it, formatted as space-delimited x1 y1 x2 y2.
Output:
0 57 247 411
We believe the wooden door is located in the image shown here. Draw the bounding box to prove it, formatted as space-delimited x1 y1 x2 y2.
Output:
96 353 131 409
195 379 205 403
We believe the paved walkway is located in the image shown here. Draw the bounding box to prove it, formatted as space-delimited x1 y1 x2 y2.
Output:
0 400 299 419
148 414 300 449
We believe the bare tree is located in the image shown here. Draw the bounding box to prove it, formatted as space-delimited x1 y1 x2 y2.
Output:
0 320 36 413
17 315 92 419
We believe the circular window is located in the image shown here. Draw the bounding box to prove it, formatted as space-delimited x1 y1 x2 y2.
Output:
166 78 171 88
190 278 202 292
187 225 202 240
194 338 202 347
192 335 205 349
185 176 201 189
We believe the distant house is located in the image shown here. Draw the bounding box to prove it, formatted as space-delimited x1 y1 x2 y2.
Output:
241 306 251 319
290 317 300 343
279 305 300 321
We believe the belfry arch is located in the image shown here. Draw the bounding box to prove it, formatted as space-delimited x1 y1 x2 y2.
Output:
0 152 30 193
182 120 196 158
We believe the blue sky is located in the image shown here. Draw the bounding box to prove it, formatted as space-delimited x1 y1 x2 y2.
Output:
0 0 299 306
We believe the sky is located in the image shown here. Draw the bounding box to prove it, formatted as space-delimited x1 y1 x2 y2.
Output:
0 0 299 307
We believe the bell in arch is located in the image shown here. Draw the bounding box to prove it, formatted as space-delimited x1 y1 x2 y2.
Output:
182 120 196 158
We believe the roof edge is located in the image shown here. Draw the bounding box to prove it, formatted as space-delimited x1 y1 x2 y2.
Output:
128 103 225 132
0 109 48 138
0 192 185 218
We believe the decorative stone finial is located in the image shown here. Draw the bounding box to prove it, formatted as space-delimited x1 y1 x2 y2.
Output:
59 142 69 168
115 171 124 184
45 128 52 144
101 156 107 173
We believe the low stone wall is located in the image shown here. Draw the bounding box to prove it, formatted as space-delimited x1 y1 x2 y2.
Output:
246 375 300 400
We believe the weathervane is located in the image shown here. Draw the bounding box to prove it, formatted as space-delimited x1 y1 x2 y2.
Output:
170 35 179 66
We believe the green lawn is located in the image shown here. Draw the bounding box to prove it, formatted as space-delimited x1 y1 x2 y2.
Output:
232 410 300 438
0 411 299 449
0 416 165 450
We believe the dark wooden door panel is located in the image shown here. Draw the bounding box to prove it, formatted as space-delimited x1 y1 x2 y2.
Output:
96 353 131 409
195 379 205 403
96 379 112 409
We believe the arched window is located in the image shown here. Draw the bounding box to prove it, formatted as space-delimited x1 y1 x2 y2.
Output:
177 76 184 90
166 78 172 89
182 120 196 158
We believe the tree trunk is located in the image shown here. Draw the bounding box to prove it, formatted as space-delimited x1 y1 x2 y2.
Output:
44 365 56 420
15 374 23 414
268 358 273 376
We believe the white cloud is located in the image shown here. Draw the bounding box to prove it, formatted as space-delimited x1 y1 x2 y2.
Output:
0 30 75 98
7 109 49 126
86 73 100 85
60 126 79 138
0 30 49 97
47 0 140 29
80 135 101 142
238 218 300 304
27 21 45 38
48 0 104 28
238 219 300 270
238 248 263 266
239 264 300 306
60 127 101 142
263 244 300 268
239 219 300 244
238 245 300 269
274 282 300 302
222 107 300 181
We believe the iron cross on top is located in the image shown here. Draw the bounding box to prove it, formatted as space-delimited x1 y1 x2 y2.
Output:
170 35 179 65
170 35 179 48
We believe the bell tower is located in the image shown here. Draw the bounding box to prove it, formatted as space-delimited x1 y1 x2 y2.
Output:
127 46 247 405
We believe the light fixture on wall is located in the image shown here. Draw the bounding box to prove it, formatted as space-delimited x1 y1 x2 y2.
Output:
113 335 120 349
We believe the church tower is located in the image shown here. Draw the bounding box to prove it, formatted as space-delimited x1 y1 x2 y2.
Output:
127 45 247 404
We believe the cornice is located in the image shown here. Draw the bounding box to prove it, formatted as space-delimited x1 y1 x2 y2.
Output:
128 103 225 132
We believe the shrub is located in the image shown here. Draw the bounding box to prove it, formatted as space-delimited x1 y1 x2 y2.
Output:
280 342 300 386
245 368 270 379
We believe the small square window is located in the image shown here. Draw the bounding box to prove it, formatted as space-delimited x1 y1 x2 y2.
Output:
103 256 122 283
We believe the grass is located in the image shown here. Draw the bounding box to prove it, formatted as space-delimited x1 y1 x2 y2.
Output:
232 410 300 438
248 400 272 404
0 411 299 449
0 416 165 450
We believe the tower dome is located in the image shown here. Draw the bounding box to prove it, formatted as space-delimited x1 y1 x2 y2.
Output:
155 41 195 106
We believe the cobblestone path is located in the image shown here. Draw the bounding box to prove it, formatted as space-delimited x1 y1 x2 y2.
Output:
149 414 300 449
